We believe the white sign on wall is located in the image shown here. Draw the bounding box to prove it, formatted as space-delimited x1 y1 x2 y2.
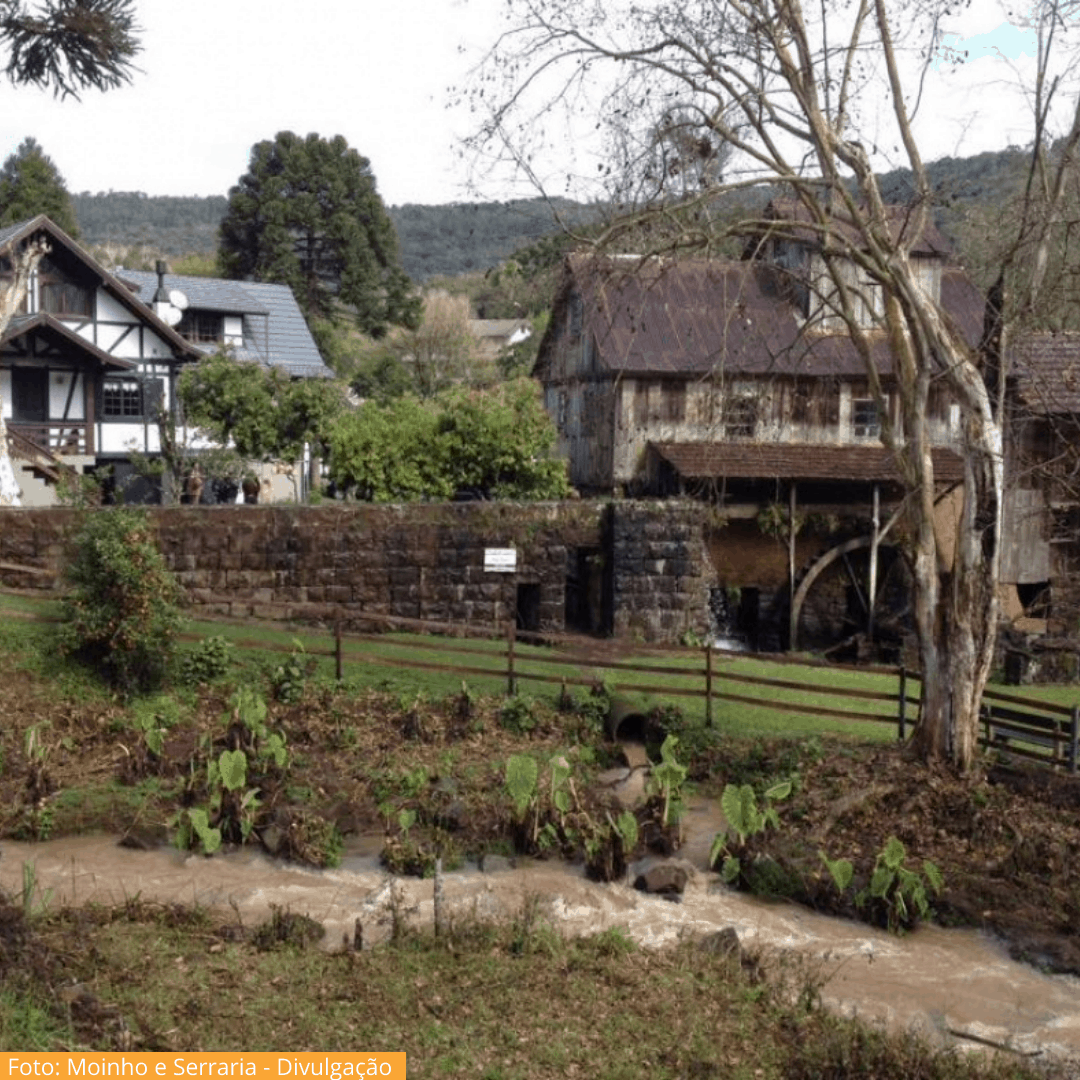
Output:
484 547 518 573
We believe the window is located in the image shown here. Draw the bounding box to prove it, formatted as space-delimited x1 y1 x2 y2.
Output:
102 379 144 418
662 380 686 422
38 257 93 317
855 275 883 326
41 279 93 317
852 397 880 438
568 294 583 340
725 396 757 438
102 378 162 420
177 310 224 344
634 382 649 425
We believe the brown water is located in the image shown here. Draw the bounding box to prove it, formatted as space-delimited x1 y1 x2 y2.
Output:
2 805 1079 1063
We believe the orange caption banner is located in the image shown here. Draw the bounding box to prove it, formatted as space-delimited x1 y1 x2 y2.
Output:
1 1055 405 1080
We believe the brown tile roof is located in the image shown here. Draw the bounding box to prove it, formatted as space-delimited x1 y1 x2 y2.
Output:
651 441 966 484
1011 332 1080 414
563 255 984 379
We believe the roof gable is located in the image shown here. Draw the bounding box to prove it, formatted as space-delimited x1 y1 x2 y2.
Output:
0 215 200 360
2 311 137 369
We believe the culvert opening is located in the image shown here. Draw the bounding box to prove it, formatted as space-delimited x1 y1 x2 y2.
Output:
606 698 672 759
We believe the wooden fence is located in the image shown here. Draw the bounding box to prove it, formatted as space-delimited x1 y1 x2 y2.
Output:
5 591 1078 772
980 688 1080 772
331 610 1079 772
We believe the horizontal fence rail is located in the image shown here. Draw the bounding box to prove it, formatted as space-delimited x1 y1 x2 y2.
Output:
4 588 1077 772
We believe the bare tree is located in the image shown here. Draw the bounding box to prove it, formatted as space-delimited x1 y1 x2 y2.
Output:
0 0 139 505
0 237 46 504
469 0 1080 772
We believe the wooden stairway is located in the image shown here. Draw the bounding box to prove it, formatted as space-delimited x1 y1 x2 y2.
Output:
5 426 69 484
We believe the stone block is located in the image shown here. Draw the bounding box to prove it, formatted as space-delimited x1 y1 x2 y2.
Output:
251 604 290 621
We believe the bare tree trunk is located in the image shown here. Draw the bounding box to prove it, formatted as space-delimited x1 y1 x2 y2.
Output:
0 240 48 507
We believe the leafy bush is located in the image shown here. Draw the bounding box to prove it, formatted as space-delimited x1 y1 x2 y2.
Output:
710 779 792 885
500 694 538 735
180 635 233 685
576 680 614 731
129 694 184 756
60 509 184 694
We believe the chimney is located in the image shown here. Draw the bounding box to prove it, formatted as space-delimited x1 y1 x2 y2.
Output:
152 259 170 318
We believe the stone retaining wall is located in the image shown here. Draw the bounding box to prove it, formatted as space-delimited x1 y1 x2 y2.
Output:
0 500 716 643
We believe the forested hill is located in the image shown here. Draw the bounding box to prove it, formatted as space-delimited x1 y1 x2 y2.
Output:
71 191 586 280
70 149 1035 281
71 192 229 258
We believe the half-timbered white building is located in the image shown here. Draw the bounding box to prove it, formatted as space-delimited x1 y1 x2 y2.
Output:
1 215 332 505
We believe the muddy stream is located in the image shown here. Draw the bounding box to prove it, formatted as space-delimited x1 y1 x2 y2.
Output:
3 796 1079 1063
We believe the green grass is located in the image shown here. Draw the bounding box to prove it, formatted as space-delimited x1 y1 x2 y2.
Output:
5 588 1078 748
0 903 1055 1077
0 990 72 1051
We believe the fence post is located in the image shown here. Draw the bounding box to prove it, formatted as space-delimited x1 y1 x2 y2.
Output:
1070 704 1079 775
506 620 517 697
705 642 714 728
897 665 907 741
335 607 343 684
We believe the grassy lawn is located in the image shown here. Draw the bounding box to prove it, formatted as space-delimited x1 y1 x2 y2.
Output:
1 588 1060 747
6 587 1080 754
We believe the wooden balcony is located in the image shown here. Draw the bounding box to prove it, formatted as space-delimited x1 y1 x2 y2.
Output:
7 421 91 458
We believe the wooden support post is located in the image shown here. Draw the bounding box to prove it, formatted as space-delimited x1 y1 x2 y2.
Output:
788 482 798 650
335 607 343 683
705 642 714 728
1070 704 1079 775
433 857 445 938
897 665 907 741
507 621 517 697
868 484 879 641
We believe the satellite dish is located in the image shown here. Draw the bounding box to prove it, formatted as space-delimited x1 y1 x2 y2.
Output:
169 289 189 311
162 304 183 327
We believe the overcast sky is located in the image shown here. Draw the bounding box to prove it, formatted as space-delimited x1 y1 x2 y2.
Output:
0 0 1065 207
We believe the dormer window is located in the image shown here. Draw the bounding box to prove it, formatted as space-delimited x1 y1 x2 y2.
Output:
177 310 224 344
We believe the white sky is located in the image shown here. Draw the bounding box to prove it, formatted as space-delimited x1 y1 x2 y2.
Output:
0 0 1068 207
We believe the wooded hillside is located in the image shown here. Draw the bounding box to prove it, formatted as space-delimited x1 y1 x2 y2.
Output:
71 191 586 281
68 148 1045 284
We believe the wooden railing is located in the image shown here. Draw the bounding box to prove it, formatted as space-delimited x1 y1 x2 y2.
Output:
981 689 1080 772
7 422 90 457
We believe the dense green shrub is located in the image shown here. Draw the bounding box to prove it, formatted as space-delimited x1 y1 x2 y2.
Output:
60 509 184 694
180 634 233 685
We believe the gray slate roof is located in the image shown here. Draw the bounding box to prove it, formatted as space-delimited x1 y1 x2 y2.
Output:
118 270 333 379
0 219 31 249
